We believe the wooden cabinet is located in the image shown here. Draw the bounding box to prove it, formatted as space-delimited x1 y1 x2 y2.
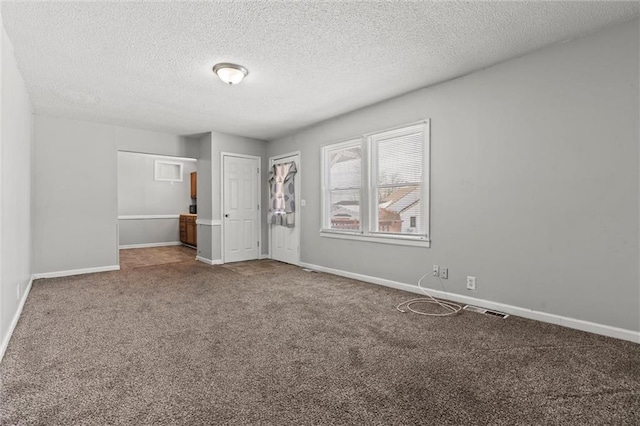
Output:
190 172 197 199
180 214 197 247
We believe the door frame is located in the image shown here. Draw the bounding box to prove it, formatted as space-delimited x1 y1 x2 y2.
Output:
268 151 301 264
220 152 262 264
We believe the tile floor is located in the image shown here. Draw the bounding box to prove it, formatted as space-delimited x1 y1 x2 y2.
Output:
119 245 196 270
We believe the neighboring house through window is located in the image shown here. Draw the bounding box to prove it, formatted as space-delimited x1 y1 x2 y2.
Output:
323 140 362 231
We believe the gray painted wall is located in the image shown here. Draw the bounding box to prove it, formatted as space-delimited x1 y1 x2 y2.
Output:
33 116 198 274
118 152 196 216
115 127 196 158
196 133 213 260
118 219 181 246
33 118 119 273
0 21 33 357
117 151 196 246
267 19 640 332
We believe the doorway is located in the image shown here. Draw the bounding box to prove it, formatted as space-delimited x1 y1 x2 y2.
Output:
269 152 300 265
222 154 261 263
116 151 198 268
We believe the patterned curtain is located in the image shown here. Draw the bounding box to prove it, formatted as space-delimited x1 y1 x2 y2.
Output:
269 161 297 227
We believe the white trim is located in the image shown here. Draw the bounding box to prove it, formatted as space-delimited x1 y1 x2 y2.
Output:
0 277 34 363
118 214 180 220
298 262 640 344
196 219 221 226
270 150 301 162
320 230 430 247
115 221 120 268
118 150 197 163
220 152 262 263
362 119 430 138
119 241 182 249
260 253 270 260
268 151 301 265
196 256 223 265
33 265 120 279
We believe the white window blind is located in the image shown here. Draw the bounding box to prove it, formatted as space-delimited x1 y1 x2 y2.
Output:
371 127 425 235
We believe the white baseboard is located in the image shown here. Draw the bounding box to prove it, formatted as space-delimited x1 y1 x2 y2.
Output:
0 277 34 363
32 265 120 279
196 256 223 265
119 241 182 249
196 219 221 226
259 253 270 260
118 215 180 220
299 262 640 344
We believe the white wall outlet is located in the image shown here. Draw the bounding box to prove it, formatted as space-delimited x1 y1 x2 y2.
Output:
467 276 476 291
441 268 448 279
16 283 20 300
301 199 306 207
433 265 439 277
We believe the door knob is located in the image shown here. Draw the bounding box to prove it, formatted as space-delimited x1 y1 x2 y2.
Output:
225 214 229 218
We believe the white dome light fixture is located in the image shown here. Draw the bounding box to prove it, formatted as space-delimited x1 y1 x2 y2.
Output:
212 63 248 85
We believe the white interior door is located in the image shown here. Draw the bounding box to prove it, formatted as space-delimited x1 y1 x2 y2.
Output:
269 153 300 265
223 155 259 263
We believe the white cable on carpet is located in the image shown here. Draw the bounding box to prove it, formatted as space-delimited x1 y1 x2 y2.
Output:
396 272 462 316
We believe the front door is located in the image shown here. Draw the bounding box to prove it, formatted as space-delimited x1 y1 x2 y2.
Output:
269 153 300 265
223 155 259 263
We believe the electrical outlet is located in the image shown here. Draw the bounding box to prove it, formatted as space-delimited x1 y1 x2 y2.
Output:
16 283 20 300
467 276 476 291
433 265 439 277
441 268 448 279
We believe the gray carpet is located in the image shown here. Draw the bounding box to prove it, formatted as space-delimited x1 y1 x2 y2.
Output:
1 259 639 425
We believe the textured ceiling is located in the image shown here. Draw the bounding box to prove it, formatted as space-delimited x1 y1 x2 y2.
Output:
2 1 638 140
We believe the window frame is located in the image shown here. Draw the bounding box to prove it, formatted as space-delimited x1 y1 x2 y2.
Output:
368 122 429 239
154 160 184 183
320 138 363 233
320 120 430 248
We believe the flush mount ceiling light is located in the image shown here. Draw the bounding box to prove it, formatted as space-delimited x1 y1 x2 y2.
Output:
212 63 248 85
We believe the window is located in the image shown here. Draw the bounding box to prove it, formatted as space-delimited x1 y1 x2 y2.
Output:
154 160 183 182
321 121 430 247
322 140 362 231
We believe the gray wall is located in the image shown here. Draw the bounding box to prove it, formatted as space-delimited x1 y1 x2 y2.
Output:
267 19 639 332
33 118 119 273
117 151 196 247
33 116 198 274
117 152 197 216
0 21 33 356
115 127 197 158
119 219 181 247
196 133 213 260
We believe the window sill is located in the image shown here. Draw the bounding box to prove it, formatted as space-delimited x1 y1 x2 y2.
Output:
320 230 430 248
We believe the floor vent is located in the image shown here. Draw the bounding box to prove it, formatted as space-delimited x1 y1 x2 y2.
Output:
463 305 509 319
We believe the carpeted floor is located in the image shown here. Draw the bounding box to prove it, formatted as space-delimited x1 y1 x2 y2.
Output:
1 255 639 425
